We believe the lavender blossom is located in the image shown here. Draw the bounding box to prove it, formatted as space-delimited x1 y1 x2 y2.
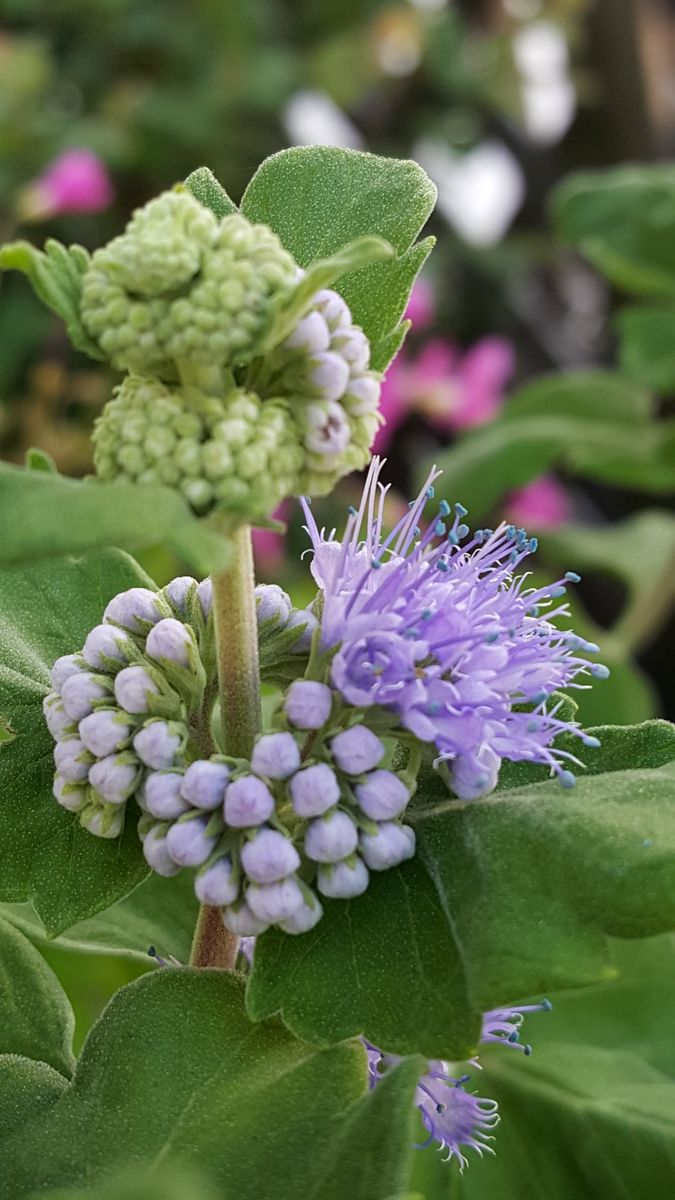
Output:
304 809 358 863
317 855 369 899
52 774 87 813
194 856 240 906
240 827 301 883
224 774 275 827
113 665 160 714
181 759 230 810
285 680 332 730
196 578 212 618
245 876 305 923
80 802 125 839
50 654 85 692
481 1000 552 1056
166 812 218 867
284 608 318 651
146 617 194 666
79 709 134 758
88 753 140 804
43 694 74 741
278 893 323 934
330 725 385 775
222 902 270 936
415 1069 499 1167
81 624 132 669
354 770 410 821
359 822 415 870
143 824 182 877
104 587 164 632
60 672 111 722
53 737 92 783
255 583 292 625
164 575 196 614
289 762 341 817
141 771 191 820
251 732 300 780
133 719 185 769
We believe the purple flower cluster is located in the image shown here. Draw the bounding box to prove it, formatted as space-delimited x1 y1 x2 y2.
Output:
301 457 607 798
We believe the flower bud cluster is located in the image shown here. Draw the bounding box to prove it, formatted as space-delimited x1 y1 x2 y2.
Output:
93 377 303 519
255 583 319 681
81 191 297 377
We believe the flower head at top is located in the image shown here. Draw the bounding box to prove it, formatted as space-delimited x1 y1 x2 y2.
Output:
302 457 607 799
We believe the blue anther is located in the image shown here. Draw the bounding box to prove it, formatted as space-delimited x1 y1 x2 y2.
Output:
457 523 469 539
523 1044 533 1056
559 770 576 788
551 585 567 598
348 505 357 516
508 1031 520 1043
475 529 485 543
532 691 547 705
527 720 540 732
484 528 493 536
528 606 540 618
528 537 538 553
439 499 451 517
565 571 581 583
582 736 601 748
447 531 459 546
591 663 610 679
405 627 420 640
510 549 519 564
455 502 468 517
539 999 553 1011
435 520 446 537
426 486 435 499
506 524 516 539
421 609 433 621
371 558 383 570
582 641 600 654
642 838 653 849
485 630 500 643
426 701 442 716
413 526 421 538
437 558 449 572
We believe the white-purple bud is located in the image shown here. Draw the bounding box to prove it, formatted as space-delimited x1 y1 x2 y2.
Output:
88 754 140 805
354 770 410 821
142 771 191 820
255 584 292 625
251 732 300 780
314 289 351 330
278 894 324 934
43 694 74 741
194 856 239 906
285 608 318 652
344 374 380 415
245 876 305 923
222 902 269 937
289 763 340 818
81 624 131 669
224 775 275 827
240 828 301 884
132 719 184 769
60 672 111 722
181 759 230 810
113 665 160 714
196 578 212 618
80 803 124 839
50 654 84 693
146 618 193 667
359 822 415 870
304 810 358 863
317 856 370 899
164 576 196 613
166 813 218 867
332 328 370 372
79 709 134 758
285 680 332 730
330 726 385 775
307 354 350 403
104 587 163 632
52 774 87 813
284 310 331 355
143 824 181 877
449 746 501 801
53 737 91 783
304 401 350 456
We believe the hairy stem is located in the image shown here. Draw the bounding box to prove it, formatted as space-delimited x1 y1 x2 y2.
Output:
189 523 262 968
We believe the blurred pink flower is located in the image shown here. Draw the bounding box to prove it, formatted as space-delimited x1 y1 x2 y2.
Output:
404 278 435 330
252 502 291 577
505 475 571 530
18 149 115 221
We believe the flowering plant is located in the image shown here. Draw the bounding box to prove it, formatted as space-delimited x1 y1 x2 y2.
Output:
0 149 673 1200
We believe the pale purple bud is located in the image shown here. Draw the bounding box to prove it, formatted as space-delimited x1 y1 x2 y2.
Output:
285 680 332 730
354 770 410 821
142 771 191 820
284 310 331 355
289 763 340 817
278 894 324 934
166 813 217 867
240 828 301 883
330 725 385 775
133 720 184 769
222 902 269 937
333 328 370 372
52 774 87 813
143 824 181 877
81 624 131 669
317 856 369 899
79 709 134 757
305 810 358 863
344 374 380 415
104 587 163 632
196 578 212 618
80 803 124 839
164 576 196 613
359 822 415 870
304 401 350 455
113 665 160 714
89 754 140 804
61 672 111 722
194 856 239 906
314 289 351 330
181 760 230 810
43 694 74 741
255 584 292 625
224 775 275 827
251 732 300 780
50 654 84 693
145 617 193 667
53 737 91 782
449 746 501 801
285 608 318 652
246 876 305 923
308 354 350 403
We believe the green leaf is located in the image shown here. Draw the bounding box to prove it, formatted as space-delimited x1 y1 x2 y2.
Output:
0 239 103 360
26 447 57 473
1 870 199 964
415 936 675 1199
0 463 230 575
248 721 675 1059
35 1165 221 1200
552 164 675 297
183 166 238 218
0 916 74 1076
616 303 675 391
0 549 153 935
0 971 419 1199
241 146 436 370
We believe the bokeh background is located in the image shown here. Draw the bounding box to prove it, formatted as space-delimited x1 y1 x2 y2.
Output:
1 0 674 1045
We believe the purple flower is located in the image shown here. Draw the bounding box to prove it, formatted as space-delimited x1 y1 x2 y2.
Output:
53 774 87 813
143 824 182 877
79 710 133 758
113 665 160 714
133 720 184 769
289 763 341 817
146 618 194 666
50 654 85 692
81 624 131 669
278 896 324 935
222 902 270 937
196 578 212 618
481 1000 552 1056
79 802 124 839
255 583 292 625
359 822 415 870
43 694 74 741
304 810 358 863
330 725 385 775
181 760 230 810
53 738 91 783
224 775 275 827
142 771 191 820
415 1069 499 1168
285 680 332 730
301 457 607 793
88 753 140 805
20 149 114 219
166 813 217 867
317 855 369 899
285 608 318 651
251 732 300 780
60 672 111 722
104 587 163 632
240 827 301 883
164 576 196 614
245 877 305 923
194 856 240 906
354 770 410 821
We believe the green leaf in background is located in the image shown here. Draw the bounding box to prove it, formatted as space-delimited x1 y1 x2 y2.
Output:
552 164 675 297
616 303 675 392
36 1165 221 1200
414 935 675 1199
0 549 152 935
0 463 230 575
240 146 436 370
248 722 675 1059
0 970 420 1200
0 238 103 360
0 917 74 1077
184 166 238 218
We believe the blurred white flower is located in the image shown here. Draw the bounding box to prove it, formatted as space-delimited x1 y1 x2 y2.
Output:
413 138 525 246
283 91 364 149
514 21 576 144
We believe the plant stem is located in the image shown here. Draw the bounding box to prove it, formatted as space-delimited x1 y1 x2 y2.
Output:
189 523 262 968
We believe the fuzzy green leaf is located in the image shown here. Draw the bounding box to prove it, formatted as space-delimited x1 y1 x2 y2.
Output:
183 167 238 218
249 722 675 1059
0 916 74 1077
616 303 675 392
0 239 103 360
